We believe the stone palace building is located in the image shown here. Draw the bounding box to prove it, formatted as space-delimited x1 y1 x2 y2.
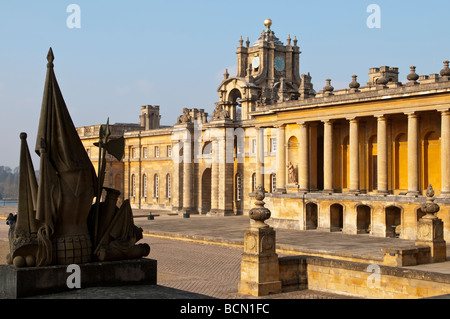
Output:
78 20 450 241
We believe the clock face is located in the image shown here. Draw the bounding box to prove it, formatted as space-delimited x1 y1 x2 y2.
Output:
274 56 285 72
252 56 260 69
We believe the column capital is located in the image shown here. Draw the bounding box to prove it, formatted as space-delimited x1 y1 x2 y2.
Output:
321 119 335 125
346 116 359 123
405 111 419 118
273 123 286 129
375 114 389 120
297 121 309 127
438 108 450 115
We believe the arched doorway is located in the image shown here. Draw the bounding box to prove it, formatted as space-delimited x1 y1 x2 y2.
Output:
422 131 441 192
385 206 401 237
201 168 211 214
394 133 408 191
305 202 318 230
357 205 371 234
342 136 349 189
330 204 343 232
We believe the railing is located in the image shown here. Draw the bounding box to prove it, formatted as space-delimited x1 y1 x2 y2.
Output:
1 199 18 206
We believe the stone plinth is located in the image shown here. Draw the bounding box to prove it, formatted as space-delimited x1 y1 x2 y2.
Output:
415 185 447 263
238 185 282 296
416 217 447 263
0 258 157 299
238 225 282 296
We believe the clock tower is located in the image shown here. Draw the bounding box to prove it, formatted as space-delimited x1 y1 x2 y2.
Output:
216 19 304 121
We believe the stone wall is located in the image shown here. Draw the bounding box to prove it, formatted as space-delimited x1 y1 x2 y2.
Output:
279 255 450 298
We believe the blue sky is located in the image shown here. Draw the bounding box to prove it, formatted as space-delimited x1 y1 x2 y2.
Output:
1 0 450 168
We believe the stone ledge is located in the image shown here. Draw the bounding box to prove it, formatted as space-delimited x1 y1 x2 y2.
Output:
306 257 450 285
0 258 157 299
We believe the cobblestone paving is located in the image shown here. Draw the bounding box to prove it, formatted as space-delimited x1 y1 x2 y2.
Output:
23 237 358 299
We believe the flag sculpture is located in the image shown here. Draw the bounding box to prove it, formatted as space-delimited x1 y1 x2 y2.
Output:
6 48 149 267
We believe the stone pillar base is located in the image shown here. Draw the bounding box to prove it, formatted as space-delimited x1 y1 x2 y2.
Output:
238 226 282 297
238 279 282 297
416 216 447 263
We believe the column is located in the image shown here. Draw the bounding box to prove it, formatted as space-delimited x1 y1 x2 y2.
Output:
210 138 219 213
276 125 286 193
407 112 420 196
256 127 264 190
377 115 388 194
349 118 360 194
298 122 309 193
182 137 193 212
323 119 333 193
218 134 234 215
440 109 450 197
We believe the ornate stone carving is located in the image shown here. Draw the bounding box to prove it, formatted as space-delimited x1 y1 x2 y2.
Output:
212 104 230 120
177 108 193 124
248 185 271 227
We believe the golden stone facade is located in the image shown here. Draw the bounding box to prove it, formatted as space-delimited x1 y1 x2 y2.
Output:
78 22 450 242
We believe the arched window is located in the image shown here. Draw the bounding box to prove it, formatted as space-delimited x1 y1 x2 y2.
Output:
142 174 147 198
131 174 136 197
153 174 159 199
166 174 171 199
236 173 242 201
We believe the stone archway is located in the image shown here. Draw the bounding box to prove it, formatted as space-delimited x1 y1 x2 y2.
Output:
305 202 318 230
385 206 401 237
201 168 211 214
356 205 371 234
330 204 343 232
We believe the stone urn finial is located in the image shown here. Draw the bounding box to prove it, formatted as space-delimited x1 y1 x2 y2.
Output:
249 185 271 227
421 184 440 219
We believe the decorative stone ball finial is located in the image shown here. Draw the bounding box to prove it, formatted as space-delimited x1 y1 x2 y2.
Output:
407 66 419 83
376 75 388 86
20 132 27 140
440 60 450 76
323 79 334 92
420 184 440 219
349 75 360 89
248 185 271 227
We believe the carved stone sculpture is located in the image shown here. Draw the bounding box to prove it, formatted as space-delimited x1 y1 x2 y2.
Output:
212 104 230 120
6 48 150 267
177 108 192 124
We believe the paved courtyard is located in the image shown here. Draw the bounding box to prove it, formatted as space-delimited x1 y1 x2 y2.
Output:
0 207 449 299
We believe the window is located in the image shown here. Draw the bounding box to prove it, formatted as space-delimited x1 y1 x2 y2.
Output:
270 138 277 153
270 173 277 193
155 146 160 158
166 174 171 199
131 174 136 197
86 148 91 158
153 174 159 198
167 145 172 158
251 139 257 154
142 174 147 198
236 174 242 201
143 147 148 159
251 173 256 192
132 148 137 159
